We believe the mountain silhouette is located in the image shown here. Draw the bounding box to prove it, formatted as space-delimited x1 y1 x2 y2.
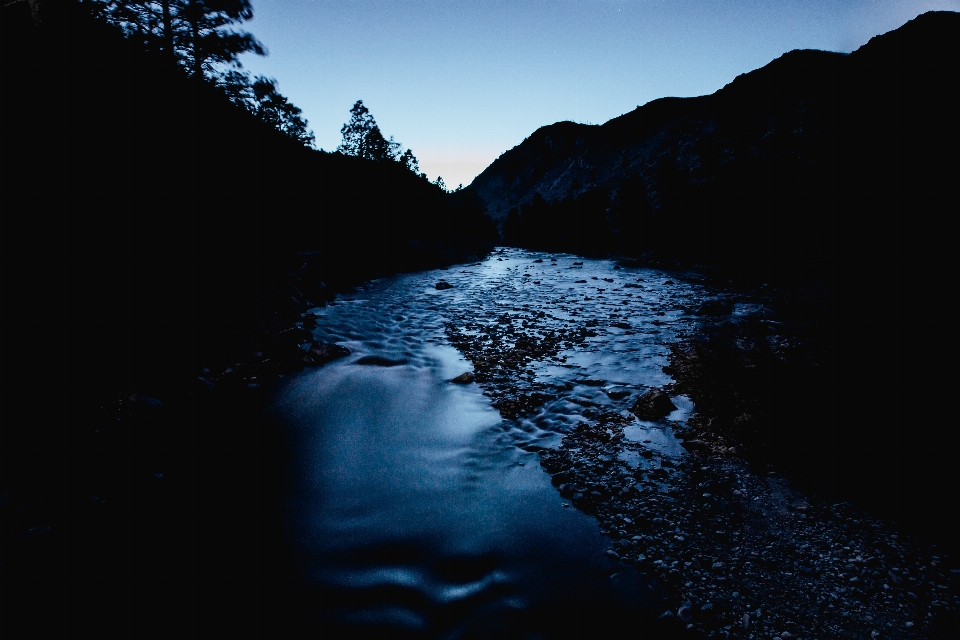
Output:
469 10 958 286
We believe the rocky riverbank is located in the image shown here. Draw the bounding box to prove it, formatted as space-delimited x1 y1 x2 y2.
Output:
539 413 959 638
435 250 960 638
532 292 960 638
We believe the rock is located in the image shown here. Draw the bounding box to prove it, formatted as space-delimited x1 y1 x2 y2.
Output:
451 372 475 384
677 605 693 622
581 379 606 387
631 388 678 420
307 341 351 365
605 388 631 400
695 298 733 316
612 322 632 330
435 280 453 290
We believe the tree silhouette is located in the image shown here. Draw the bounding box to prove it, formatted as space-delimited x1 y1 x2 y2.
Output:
337 100 420 171
181 0 264 79
249 76 314 146
94 0 264 79
399 148 419 174
90 0 313 143
217 71 315 146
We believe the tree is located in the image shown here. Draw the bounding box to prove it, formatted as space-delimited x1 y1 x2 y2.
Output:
93 0 265 79
180 0 264 79
249 76 314 146
337 100 419 171
90 1 313 144
216 71 315 146
399 148 419 174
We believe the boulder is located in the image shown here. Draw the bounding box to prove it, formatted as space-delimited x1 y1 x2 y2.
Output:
307 341 351 365
695 298 733 316
451 372 475 384
631 388 677 420
435 280 453 290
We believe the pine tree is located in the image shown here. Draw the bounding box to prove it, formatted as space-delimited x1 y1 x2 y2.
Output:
216 71 315 147
94 0 264 79
337 100 419 171
399 149 419 174
181 0 264 79
249 76 314 147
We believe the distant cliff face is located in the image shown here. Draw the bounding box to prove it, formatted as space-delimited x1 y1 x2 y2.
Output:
467 10 959 274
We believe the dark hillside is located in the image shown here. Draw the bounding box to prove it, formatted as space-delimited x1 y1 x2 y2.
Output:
469 10 960 553
2 0 494 387
470 11 958 286
1 3 494 634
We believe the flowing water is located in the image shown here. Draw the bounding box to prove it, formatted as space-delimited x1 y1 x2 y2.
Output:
270 247 714 637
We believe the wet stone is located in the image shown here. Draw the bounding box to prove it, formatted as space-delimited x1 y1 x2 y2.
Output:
631 388 678 420
306 341 351 365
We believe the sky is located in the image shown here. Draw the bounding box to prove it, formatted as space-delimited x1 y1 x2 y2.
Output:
238 0 959 188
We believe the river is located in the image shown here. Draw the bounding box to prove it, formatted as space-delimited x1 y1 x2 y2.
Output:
268 247 715 636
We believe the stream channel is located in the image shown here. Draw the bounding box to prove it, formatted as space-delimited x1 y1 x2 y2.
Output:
270 247 715 637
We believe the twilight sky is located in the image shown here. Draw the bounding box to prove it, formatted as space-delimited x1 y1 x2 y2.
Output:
239 0 958 188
